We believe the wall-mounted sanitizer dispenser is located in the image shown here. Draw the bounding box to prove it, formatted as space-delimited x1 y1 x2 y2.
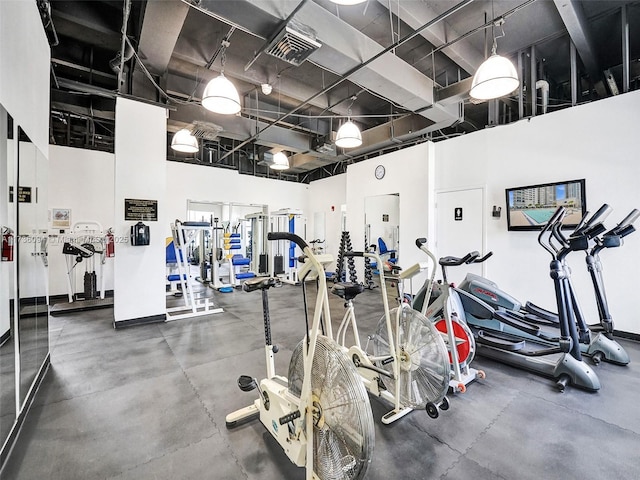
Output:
130 221 150 246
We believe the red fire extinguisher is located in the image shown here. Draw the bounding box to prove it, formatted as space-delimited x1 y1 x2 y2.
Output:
2 226 14 262
105 228 115 258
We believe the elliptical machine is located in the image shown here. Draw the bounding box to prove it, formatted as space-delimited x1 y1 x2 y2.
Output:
461 207 601 391
460 205 635 365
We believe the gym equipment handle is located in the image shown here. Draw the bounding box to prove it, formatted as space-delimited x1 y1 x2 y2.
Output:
344 251 364 257
279 410 301 425
616 209 640 230
471 252 493 263
439 251 479 266
585 204 611 228
267 232 308 250
415 237 427 248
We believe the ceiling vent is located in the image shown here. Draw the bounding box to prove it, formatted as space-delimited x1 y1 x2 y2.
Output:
188 121 223 141
265 20 321 66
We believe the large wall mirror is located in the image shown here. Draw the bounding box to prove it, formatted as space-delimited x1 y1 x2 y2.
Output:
365 193 400 262
16 127 49 409
0 110 50 465
0 107 16 459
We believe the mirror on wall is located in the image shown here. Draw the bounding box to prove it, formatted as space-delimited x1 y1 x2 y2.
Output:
0 107 16 455
365 193 400 263
16 127 49 409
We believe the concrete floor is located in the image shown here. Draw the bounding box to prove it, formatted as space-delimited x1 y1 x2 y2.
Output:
2 282 640 480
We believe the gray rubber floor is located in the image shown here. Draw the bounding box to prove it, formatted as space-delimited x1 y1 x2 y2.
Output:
2 282 640 480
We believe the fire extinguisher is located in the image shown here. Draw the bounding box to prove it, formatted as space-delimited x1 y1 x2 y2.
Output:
105 228 115 258
2 226 14 262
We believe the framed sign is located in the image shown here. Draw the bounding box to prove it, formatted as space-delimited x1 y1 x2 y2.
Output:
51 208 71 228
125 198 158 221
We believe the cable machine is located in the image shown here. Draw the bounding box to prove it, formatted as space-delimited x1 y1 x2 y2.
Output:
166 220 224 321
269 209 306 285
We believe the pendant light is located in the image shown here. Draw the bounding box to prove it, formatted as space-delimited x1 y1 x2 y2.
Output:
330 0 367 5
470 13 519 101
171 129 198 153
202 43 241 114
270 151 290 170
336 119 362 148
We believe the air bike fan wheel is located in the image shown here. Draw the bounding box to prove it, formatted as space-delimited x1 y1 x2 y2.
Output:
289 335 374 480
373 305 451 408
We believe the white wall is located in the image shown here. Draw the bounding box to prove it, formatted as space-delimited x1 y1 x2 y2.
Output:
113 98 167 324
434 89 640 334
346 142 435 291
0 0 50 154
47 146 115 297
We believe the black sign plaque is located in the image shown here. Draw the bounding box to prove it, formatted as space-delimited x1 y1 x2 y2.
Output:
125 198 158 221
454 207 463 221
18 186 32 203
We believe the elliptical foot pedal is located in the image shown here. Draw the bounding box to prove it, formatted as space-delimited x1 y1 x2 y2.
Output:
238 375 258 392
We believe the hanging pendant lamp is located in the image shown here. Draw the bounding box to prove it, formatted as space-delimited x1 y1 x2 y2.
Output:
470 53 519 100
270 152 290 170
336 120 362 148
470 7 519 101
202 72 241 114
171 129 199 153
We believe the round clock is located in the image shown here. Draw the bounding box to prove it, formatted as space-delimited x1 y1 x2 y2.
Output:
375 164 385 180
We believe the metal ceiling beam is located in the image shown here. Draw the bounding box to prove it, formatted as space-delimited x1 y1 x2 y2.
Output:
167 53 360 119
552 0 606 96
375 0 484 75
191 0 473 164
191 0 468 114
168 103 312 153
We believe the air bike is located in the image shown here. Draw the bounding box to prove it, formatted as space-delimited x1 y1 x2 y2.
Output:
457 207 600 392
459 204 637 366
331 251 451 423
225 232 374 480
411 238 487 394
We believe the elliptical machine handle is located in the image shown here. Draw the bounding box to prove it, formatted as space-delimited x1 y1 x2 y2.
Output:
267 232 309 250
616 209 640 230
584 204 612 229
473 252 494 263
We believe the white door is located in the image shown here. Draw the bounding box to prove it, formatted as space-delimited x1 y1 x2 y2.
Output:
436 188 485 285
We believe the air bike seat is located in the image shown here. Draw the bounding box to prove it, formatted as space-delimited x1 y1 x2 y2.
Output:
242 277 278 292
332 282 365 301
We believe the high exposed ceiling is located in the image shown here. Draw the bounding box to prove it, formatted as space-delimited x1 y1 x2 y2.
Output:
42 0 640 182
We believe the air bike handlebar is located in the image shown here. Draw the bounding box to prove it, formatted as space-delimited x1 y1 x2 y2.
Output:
267 232 308 250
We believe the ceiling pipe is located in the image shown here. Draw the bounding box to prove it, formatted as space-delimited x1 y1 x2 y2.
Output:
116 0 131 93
215 0 474 164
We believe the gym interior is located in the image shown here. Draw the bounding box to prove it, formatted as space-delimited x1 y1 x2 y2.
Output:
2 1 640 479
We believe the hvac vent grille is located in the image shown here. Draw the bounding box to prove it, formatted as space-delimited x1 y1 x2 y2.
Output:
265 22 321 66
189 121 223 141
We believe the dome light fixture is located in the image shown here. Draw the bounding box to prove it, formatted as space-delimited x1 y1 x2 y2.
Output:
335 119 362 149
270 151 290 170
470 14 519 101
170 129 199 153
470 53 519 100
201 41 241 114
202 73 241 114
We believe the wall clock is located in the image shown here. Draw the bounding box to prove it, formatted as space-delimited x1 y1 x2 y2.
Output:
375 164 385 180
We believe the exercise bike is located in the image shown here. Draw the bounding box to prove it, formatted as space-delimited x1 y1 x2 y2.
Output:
460 207 601 392
225 232 375 480
459 205 635 365
332 251 451 423
411 238 486 394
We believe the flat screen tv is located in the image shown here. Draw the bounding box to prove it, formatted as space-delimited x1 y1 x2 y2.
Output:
505 179 586 231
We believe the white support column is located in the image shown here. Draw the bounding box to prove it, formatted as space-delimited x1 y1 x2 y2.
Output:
113 98 167 325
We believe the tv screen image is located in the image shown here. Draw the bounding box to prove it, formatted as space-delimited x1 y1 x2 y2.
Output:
505 179 586 231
